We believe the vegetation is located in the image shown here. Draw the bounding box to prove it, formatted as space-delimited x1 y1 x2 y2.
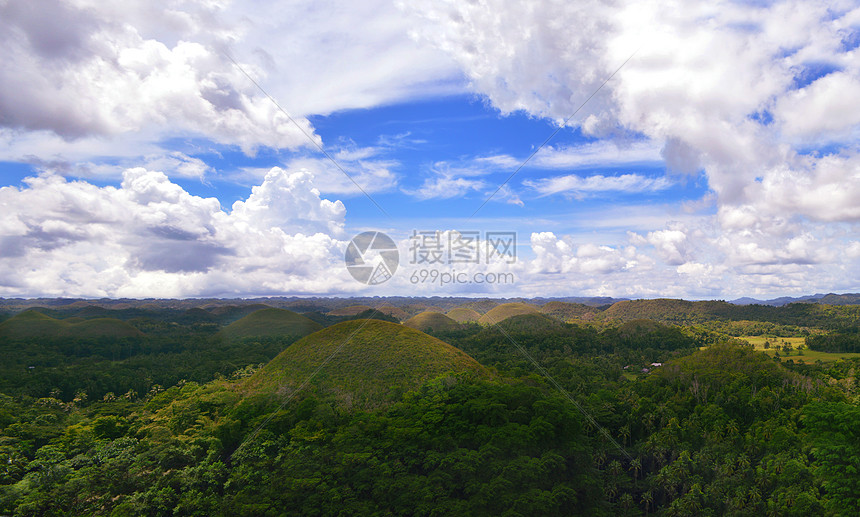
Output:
1 298 860 515
243 319 487 409
540 301 598 321
403 311 461 332
446 306 482 323
216 308 322 341
373 305 410 321
806 331 860 353
326 305 375 317
0 311 143 340
478 302 541 325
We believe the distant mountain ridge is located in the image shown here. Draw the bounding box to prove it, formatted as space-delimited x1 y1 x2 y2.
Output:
729 293 860 306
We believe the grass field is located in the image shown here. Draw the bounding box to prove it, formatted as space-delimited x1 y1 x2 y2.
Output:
740 335 860 364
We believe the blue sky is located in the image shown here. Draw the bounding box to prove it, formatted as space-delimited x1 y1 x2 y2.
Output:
0 0 858 299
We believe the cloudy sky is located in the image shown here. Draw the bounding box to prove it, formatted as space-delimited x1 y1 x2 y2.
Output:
1 0 859 299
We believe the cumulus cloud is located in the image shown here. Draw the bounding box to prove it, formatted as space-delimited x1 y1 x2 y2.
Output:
0 0 320 154
404 0 860 296
0 167 352 297
630 228 690 265
237 148 400 197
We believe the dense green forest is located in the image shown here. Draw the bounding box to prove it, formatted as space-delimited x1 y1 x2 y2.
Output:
1 299 859 515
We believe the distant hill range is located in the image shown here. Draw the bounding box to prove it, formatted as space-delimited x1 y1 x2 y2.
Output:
729 293 860 306
2 294 860 325
0 295 628 313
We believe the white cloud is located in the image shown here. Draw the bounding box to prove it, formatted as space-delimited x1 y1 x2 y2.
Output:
0 0 318 153
404 162 488 200
533 141 663 169
237 149 400 197
475 140 662 172
0 167 353 297
775 71 860 141
229 0 463 116
406 175 486 200
403 0 860 296
525 173 672 197
0 0 465 185
643 229 689 265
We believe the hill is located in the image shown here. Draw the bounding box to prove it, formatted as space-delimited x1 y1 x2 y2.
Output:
599 298 735 323
217 308 323 341
206 304 273 323
459 299 499 314
375 305 410 321
327 305 375 317
478 302 540 325
493 312 560 332
540 301 599 321
818 293 860 305
446 307 481 323
0 310 143 340
612 319 698 351
243 319 486 408
403 311 461 332
655 343 808 393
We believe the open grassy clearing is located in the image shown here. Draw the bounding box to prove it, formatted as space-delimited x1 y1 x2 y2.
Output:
740 335 860 363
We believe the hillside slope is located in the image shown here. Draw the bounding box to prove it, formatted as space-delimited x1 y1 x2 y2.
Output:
478 302 541 325
217 308 323 341
540 301 599 321
446 307 481 323
244 319 486 408
0 310 143 340
403 311 461 332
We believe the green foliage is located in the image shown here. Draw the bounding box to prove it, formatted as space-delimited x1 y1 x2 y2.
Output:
403 311 461 332
540 301 599 321
216 308 323 342
446 307 482 323
807 331 860 353
478 303 542 325
803 402 860 514
0 311 143 340
2 301 860 515
244 319 488 409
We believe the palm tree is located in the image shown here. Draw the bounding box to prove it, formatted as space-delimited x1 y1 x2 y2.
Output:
619 424 632 446
619 493 634 513
630 457 642 480
641 489 654 515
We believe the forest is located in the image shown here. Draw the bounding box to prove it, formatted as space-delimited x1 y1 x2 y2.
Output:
1 298 859 516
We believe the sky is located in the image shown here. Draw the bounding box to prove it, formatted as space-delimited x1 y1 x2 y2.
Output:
0 0 859 300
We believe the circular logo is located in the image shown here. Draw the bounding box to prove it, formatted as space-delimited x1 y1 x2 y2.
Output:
345 231 399 285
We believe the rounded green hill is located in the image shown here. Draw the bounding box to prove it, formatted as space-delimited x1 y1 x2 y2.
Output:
478 302 540 325
327 305 374 317
403 311 461 332
375 305 410 321
243 319 486 408
600 299 734 323
217 308 323 341
0 310 143 340
446 307 481 323
540 301 598 321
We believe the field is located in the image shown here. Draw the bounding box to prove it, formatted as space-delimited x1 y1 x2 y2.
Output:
741 335 860 363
